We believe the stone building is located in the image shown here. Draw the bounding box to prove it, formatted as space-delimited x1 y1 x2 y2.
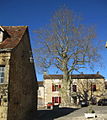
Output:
44 73 105 106
104 81 107 97
37 81 45 108
0 26 37 120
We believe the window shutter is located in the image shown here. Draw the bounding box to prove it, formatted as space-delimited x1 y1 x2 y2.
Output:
59 85 61 88
52 97 54 104
59 97 61 103
52 84 54 91
92 85 96 91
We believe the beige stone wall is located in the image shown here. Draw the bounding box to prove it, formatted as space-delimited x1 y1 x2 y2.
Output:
44 77 105 105
7 30 37 120
44 79 52 106
38 86 45 108
44 79 61 106
0 52 10 120
71 78 105 103
38 86 44 99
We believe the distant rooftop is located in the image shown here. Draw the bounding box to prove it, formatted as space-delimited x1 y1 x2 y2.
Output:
44 74 104 79
38 81 44 87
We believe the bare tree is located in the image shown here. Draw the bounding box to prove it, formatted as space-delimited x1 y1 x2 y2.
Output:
34 7 100 106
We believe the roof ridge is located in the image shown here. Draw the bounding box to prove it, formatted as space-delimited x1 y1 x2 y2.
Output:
44 74 104 79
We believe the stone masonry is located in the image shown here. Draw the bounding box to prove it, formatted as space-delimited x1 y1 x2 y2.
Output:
0 26 38 120
0 52 10 120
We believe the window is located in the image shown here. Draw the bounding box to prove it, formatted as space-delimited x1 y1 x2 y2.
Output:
0 66 5 83
105 83 107 89
52 97 61 104
72 85 77 92
52 84 61 92
91 85 96 91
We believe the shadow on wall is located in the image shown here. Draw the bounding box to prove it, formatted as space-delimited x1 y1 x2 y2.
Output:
33 107 79 120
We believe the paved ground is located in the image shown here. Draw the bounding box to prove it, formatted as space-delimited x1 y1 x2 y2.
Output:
54 106 107 120
36 106 107 120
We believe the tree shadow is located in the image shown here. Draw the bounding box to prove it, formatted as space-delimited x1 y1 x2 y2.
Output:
35 107 79 120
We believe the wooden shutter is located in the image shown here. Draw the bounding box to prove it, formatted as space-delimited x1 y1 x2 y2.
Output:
52 97 54 104
59 85 61 88
52 84 54 91
59 97 61 103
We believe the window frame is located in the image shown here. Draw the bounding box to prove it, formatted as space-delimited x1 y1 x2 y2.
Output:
52 97 61 104
0 65 5 84
72 85 77 92
52 84 61 92
91 84 96 91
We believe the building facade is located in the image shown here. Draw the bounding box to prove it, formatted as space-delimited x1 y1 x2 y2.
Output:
37 81 45 108
0 26 37 120
44 73 105 106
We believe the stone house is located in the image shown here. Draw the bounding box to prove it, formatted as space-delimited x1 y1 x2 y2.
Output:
44 73 105 106
104 81 107 97
37 81 45 108
0 26 38 120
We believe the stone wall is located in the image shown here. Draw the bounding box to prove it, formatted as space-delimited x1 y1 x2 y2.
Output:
0 84 8 120
72 78 105 102
38 86 45 108
44 77 105 106
0 52 10 120
44 79 61 106
7 29 37 120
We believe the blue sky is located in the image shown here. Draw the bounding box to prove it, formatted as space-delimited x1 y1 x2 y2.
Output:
0 0 107 80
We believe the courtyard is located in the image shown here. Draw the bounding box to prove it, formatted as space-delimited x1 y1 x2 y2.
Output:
36 105 107 120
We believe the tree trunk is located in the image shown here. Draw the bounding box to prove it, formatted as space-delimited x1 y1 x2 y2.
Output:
61 70 71 107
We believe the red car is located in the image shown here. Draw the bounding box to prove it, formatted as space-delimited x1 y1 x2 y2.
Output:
47 102 54 109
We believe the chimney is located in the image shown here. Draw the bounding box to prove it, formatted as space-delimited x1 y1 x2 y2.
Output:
44 72 47 75
97 71 99 74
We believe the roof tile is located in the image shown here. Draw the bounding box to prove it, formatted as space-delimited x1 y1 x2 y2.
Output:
44 74 104 79
0 26 27 50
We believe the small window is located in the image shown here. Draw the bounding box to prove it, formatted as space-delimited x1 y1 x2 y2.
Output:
91 85 96 91
52 97 61 104
105 83 107 89
0 66 5 83
52 84 61 92
54 85 59 91
72 85 77 92
54 97 59 103
0 31 3 42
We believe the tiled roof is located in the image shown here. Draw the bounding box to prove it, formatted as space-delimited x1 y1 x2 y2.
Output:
44 74 104 79
0 26 28 50
38 81 44 86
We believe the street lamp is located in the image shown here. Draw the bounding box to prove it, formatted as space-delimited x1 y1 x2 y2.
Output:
105 42 107 48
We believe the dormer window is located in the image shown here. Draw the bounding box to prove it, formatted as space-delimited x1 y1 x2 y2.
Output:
0 31 3 42
0 26 4 43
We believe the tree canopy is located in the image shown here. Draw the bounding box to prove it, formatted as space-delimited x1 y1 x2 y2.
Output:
34 7 101 106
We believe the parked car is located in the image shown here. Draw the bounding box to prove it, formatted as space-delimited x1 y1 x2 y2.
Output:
98 99 107 106
47 102 54 109
80 100 89 107
90 100 97 105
